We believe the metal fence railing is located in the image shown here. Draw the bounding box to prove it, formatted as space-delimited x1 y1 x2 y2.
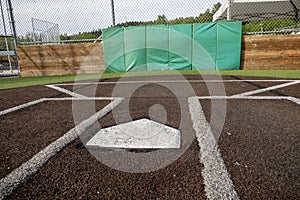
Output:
10 0 300 45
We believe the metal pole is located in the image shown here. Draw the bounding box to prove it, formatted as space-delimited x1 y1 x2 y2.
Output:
7 0 17 45
6 0 19 75
111 0 116 26
289 0 299 29
0 0 12 73
31 18 37 45
227 0 232 20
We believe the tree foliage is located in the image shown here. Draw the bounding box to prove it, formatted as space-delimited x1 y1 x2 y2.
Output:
0 37 15 51
243 19 298 32
60 29 102 40
116 3 221 27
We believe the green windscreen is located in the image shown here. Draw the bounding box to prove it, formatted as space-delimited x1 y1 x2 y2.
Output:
124 26 147 71
103 21 242 72
102 27 125 72
216 21 242 70
146 25 169 71
169 24 192 70
193 22 217 70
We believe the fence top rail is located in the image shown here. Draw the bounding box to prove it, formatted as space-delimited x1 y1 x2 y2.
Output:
243 30 300 35
18 38 102 46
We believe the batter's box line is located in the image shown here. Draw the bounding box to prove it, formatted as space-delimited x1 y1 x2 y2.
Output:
231 80 300 98
192 96 300 105
0 97 124 199
188 95 300 199
189 97 239 199
46 85 88 98
0 97 123 117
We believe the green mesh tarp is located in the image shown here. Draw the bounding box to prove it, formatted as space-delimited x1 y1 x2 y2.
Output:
124 26 147 71
103 21 242 72
102 27 125 72
146 25 169 71
216 21 242 70
192 22 217 70
169 24 193 70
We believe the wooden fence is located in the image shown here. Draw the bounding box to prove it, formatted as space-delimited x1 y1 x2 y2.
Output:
17 34 300 77
241 34 300 70
17 43 105 77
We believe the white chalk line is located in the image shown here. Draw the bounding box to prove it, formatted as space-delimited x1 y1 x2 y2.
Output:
53 79 298 86
231 80 300 97
0 85 94 117
195 96 300 105
46 85 87 98
1 81 299 199
189 95 299 199
0 97 124 199
189 96 300 199
44 97 120 101
189 97 239 200
0 98 46 117
0 85 124 198
0 97 120 117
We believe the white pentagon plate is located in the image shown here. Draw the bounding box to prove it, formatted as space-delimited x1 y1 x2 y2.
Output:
86 119 181 149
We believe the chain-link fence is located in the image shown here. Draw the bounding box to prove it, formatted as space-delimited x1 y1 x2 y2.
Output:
0 0 19 76
31 18 60 44
12 0 300 45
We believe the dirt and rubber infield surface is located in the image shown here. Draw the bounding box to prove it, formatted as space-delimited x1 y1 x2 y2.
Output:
0 75 299 199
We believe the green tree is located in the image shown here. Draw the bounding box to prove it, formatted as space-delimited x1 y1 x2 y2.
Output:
155 15 168 24
212 2 222 15
196 9 213 22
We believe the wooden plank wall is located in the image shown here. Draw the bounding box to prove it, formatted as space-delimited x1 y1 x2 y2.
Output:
241 34 300 70
18 43 105 77
17 34 300 77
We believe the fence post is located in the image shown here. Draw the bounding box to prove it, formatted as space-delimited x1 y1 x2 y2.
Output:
111 0 116 26
227 0 232 20
7 0 20 75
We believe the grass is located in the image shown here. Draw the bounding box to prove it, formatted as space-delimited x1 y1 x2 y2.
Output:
0 70 299 90
218 70 300 79
102 70 300 79
0 74 100 90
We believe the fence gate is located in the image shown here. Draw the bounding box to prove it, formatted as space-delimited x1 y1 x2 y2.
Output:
0 0 19 77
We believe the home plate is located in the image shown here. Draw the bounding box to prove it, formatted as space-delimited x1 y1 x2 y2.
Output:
86 119 181 149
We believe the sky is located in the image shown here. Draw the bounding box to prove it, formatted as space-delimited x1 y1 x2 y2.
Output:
11 0 223 36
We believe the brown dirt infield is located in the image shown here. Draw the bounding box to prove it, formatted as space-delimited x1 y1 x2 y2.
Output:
0 75 299 199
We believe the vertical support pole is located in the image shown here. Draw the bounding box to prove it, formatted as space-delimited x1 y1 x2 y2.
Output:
7 0 17 45
289 0 299 29
31 18 37 44
46 21 49 44
111 0 116 26
0 0 12 73
7 0 19 75
57 24 61 44
227 0 232 20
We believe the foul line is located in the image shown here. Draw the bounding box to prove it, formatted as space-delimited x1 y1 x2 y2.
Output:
1 81 299 199
231 81 300 97
0 97 124 199
189 97 239 200
188 94 300 199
